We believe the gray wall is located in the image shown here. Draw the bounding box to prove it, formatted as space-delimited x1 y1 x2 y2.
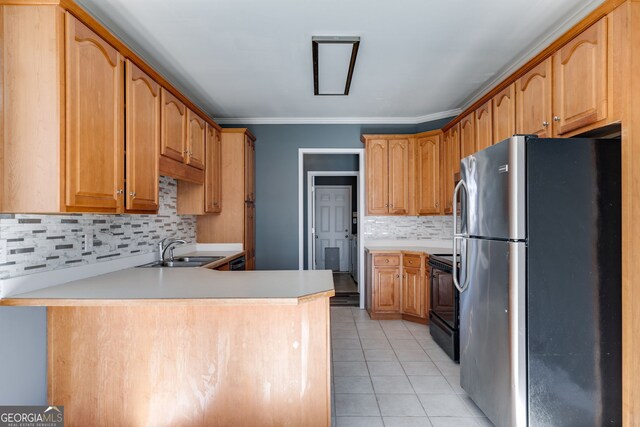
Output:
0 307 47 404
231 117 453 270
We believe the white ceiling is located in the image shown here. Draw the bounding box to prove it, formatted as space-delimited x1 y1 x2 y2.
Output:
76 0 603 124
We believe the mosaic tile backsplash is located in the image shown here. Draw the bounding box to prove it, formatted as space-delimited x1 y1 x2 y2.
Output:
362 215 454 240
0 177 196 280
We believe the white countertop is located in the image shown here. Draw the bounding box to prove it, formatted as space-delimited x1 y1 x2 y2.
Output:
364 239 452 255
3 268 334 304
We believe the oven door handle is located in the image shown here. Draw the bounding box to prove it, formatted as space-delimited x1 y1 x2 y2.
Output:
452 180 470 293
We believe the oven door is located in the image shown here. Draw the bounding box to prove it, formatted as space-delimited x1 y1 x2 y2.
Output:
431 268 457 330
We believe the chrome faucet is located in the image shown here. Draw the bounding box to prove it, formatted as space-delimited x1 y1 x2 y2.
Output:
158 237 186 262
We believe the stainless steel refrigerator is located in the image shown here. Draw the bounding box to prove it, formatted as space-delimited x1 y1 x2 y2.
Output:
453 135 621 427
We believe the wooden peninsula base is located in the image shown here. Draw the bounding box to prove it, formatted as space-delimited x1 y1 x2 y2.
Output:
46 297 331 426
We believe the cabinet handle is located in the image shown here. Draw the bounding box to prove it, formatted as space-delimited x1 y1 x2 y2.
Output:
542 121 549 127
553 116 561 122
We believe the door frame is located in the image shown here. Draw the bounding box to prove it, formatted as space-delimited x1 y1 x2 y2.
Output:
309 180 354 272
298 148 366 308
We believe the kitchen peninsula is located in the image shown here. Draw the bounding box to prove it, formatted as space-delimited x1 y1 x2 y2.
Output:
0 268 334 426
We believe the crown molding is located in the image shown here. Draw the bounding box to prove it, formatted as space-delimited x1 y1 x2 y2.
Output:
214 108 461 125
457 0 605 110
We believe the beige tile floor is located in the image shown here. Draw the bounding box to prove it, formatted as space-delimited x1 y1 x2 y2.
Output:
330 306 494 427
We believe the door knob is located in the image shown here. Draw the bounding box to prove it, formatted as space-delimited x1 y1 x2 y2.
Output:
345 235 348 238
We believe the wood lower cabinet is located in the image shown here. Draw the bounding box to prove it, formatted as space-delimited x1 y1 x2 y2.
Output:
366 251 428 323
125 60 159 213
197 129 257 270
553 17 608 136
373 267 401 313
65 13 124 212
364 136 411 215
415 133 441 215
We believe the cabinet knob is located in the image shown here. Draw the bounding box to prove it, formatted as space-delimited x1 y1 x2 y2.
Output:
116 189 124 195
435 202 439 208
385 203 389 207
129 192 136 197
542 121 549 127
396 274 400 279
385 259 389 263
553 116 561 122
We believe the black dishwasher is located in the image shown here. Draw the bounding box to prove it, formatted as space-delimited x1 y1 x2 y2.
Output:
230 256 246 271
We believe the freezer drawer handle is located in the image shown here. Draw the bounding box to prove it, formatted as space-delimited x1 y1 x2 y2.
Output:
452 179 470 293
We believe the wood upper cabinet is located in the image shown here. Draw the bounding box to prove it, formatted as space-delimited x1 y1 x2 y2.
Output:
460 113 476 159
365 139 389 215
160 88 187 163
441 125 460 215
475 100 493 151
205 124 222 213
186 109 206 170
515 58 553 137
493 84 516 143
373 266 401 313
65 13 124 212
388 139 411 215
553 17 608 135
415 134 441 215
125 60 159 213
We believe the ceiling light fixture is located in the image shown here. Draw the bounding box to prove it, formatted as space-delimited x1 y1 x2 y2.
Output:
312 36 360 96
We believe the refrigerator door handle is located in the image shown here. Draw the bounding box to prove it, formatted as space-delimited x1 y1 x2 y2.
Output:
452 180 470 293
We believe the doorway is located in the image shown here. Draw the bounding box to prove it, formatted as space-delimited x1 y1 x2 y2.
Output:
313 185 352 271
298 149 365 308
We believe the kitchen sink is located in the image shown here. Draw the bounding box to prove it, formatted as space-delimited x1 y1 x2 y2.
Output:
138 256 225 268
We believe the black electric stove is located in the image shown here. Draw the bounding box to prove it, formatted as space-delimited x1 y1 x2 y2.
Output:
429 254 460 362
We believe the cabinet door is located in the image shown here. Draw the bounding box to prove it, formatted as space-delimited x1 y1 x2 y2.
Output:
388 138 410 215
515 58 552 137
366 139 389 215
442 124 460 215
186 109 206 170
460 113 476 159
475 100 493 151
205 124 222 213
245 136 255 202
431 269 454 313
160 88 186 162
493 84 516 143
402 267 423 317
125 60 159 212
553 18 608 135
416 135 441 215
373 267 401 313
65 13 123 212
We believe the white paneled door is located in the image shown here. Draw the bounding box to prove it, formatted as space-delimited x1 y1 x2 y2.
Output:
314 186 351 271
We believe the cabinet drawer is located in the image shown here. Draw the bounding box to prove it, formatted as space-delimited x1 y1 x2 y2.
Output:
374 254 400 266
403 255 421 268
